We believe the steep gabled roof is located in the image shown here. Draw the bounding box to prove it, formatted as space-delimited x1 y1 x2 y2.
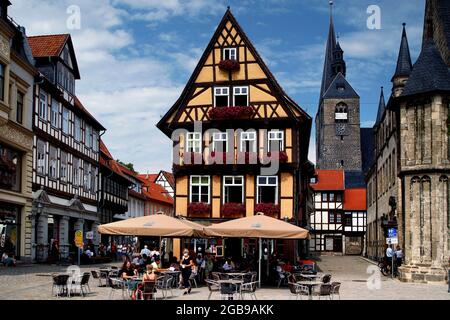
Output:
156 8 311 136
374 87 386 127
74 97 105 130
392 24 412 81
322 72 359 100
319 9 337 100
401 39 450 97
423 0 450 66
27 33 80 79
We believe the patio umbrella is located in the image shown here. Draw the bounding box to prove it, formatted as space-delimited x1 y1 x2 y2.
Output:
98 214 206 238
204 213 309 286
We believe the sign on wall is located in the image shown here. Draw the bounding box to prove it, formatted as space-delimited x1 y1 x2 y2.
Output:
75 230 83 248
85 231 94 240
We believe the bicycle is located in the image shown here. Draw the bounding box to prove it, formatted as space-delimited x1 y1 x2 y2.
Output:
378 259 391 277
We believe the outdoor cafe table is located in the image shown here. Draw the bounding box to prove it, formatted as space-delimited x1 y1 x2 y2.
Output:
224 272 247 280
296 281 323 300
217 279 244 300
298 273 321 281
161 270 181 288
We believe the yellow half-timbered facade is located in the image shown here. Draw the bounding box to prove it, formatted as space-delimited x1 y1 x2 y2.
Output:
157 9 311 257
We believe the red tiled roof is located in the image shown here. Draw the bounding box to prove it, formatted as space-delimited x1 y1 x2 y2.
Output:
142 182 174 205
74 97 105 130
100 140 113 160
118 163 138 178
138 173 158 184
310 169 345 191
27 34 68 57
343 189 367 211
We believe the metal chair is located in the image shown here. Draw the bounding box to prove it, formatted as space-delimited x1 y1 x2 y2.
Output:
219 282 240 300
313 283 333 300
205 279 220 300
241 273 258 300
52 274 70 298
212 272 221 281
91 270 105 287
108 278 127 300
137 281 157 300
189 271 198 288
331 282 341 300
156 274 174 299
287 282 309 300
69 272 91 297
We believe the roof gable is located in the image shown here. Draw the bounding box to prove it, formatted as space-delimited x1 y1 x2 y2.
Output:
157 9 310 135
343 188 366 210
322 73 359 99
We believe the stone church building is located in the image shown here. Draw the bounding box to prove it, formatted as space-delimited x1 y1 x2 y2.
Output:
366 0 450 283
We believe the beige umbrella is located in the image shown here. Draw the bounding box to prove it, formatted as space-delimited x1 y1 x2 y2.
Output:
98 214 206 238
204 213 309 287
204 213 309 239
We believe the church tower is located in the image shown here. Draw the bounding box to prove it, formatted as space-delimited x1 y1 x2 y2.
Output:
316 1 361 171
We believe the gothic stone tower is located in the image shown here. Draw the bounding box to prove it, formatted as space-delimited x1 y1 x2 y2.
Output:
316 4 362 171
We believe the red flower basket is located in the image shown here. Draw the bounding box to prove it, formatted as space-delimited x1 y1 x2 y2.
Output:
218 59 240 72
183 152 202 165
267 151 289 163
237 152 258 164
254 203 280 218
188 203 212 218
221 202 246 218
208 106 254 120
209 151 229 164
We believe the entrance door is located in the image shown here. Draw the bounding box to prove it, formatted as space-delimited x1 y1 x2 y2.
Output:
333 236 343 253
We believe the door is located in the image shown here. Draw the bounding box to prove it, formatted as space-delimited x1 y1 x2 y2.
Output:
333 236 343 253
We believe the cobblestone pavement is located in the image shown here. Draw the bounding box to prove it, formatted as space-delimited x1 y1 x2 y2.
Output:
0 256 448 300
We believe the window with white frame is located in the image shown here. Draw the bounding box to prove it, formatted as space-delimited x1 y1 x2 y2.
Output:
186 132 201 153
73 157 80 186
233 86 248 107
257 176 278 204
223 176 244 204
214 87 229 107
74 116 81 141
39 91 47 120
86 124 93 148
240 131 256 152
223 48 237 60
36 140 46 174
90 166 97 194
60 151 67 182
190 176 210 203
93 130 99 152
51 99 59 128
212 132 228 152
49 146 57 179
268 130 284 152
62 107 70 134
83 162 90 190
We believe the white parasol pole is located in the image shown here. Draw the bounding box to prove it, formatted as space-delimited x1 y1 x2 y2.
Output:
259 237 262 288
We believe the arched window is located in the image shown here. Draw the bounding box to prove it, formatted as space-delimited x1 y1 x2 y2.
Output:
335 103 348 123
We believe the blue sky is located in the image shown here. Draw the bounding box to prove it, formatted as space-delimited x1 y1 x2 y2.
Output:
11 0 425 173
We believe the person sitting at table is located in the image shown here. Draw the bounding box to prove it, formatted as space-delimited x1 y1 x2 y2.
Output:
120 260 137 279
132 254 141 266
282 259 293 273
222 258 234 272
169 257 180 271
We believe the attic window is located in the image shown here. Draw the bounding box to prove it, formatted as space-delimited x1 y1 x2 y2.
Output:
214 87 229 107
310 176 317 184
337 84 345 91
223 48 237 60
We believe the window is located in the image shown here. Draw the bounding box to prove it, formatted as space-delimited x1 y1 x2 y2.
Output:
233 86 248 107
212 132 228 152
86 125 92 148
73 157 80 186
322 193 328 202
0 64 5 101
36 140 46 175
60 151 67 182
257 176 278 204
329 212 342 224
74 116 81 141
49 146 57 179
223 48 237 60
214 87 229 107
268 130 284 152
240 131 256 152
83 162 90 190
223 176 244 204
90 166 97 194
39 91 47 120
16 92 24 124
186 132 201 153
190 176 210 204
93 130 99 152
0 143 22 192
51 99 59 128
335 103 348 123
62 107 70 134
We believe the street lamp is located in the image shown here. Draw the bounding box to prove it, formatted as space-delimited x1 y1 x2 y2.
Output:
29 197 45 262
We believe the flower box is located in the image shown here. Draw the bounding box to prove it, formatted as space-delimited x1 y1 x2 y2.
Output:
209 151 229 164
221 202 246 218
267 151 288 163
183 152 203 165
218 59 240 72
208 106 254 120
254 203 280 218
237 152 258 164
188 202 211 218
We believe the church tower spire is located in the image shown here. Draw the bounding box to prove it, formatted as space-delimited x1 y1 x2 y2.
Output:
319 0 337 100
392 23 412 97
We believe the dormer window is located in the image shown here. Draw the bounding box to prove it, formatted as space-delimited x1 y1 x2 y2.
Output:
214 87 229 107
223 48 237 60
335 103 348 123
233 86 248 106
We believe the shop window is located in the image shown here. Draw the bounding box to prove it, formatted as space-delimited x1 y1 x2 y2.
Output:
0 202 21 257
0 144 22 192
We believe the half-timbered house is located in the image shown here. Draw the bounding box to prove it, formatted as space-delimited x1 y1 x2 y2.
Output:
27 34 105 261
157 8 312 259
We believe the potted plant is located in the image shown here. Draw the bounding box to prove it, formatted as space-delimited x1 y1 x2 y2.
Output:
254 203 280 218
188 202 212 218
218 59 240 72
209 151 228 164
183 152 202 165
267 151 288 163
237 151 258 164
208 106 254 120
221 202 246 218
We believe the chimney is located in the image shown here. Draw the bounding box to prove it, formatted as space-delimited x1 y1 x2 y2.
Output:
0 0 11 20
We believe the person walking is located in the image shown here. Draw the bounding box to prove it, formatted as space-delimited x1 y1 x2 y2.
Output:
386 245 394 274
180 249 194 295
394 245 403 276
